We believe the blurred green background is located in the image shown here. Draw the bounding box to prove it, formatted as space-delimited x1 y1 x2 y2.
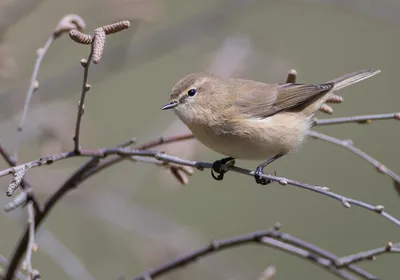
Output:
0 0 400 279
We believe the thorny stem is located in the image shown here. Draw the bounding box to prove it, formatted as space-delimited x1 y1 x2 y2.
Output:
73 45 93 152
13 35 55 161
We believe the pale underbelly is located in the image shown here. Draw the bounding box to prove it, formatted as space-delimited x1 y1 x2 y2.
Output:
188 114 310 160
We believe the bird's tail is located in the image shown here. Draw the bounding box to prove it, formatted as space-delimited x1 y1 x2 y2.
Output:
325 69 381 92
301 69 381 116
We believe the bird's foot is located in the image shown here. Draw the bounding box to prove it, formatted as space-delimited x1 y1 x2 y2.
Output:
211 157 235 181
254 165 273 185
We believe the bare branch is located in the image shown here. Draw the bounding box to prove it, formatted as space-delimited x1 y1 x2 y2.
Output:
335 241 400 267
307 130 400 191
73 48 93 152
133 228 377 280
314 113 400 126
12 14 86 161
23 202 37 278
13 36 53 161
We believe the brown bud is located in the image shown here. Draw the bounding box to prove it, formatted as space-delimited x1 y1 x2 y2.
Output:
319 104 333 114
341 199 351 208
279 179 288 185
326 94 344 104
386 241 393 251
286 69 297 83
376 164 386 173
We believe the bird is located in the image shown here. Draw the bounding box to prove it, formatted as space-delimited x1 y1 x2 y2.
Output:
161 69 381 184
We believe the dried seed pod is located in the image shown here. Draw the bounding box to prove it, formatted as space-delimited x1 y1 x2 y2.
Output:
103 20 131 35
6 166 26 196
92 28 106 64
69 30 93 44
54 14 86 38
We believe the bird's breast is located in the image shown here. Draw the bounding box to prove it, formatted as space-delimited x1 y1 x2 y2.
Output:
186 112 311 160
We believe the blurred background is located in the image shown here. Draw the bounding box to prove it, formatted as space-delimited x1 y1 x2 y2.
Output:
0 0 399 279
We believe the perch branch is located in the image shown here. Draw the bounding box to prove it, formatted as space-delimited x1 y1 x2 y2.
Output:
133 228 378 280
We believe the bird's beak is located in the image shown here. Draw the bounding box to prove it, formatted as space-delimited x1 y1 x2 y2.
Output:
161 101 178 110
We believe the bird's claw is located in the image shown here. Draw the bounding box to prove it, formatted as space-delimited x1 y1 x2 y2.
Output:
211 158 235 181
254 166 272 185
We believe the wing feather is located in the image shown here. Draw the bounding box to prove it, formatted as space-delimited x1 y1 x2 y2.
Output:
234 80 334 118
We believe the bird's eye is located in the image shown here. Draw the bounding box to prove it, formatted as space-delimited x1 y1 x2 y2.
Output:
187 88 197 97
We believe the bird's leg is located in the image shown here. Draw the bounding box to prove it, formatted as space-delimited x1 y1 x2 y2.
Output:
211 157 236 181
254 153 284 185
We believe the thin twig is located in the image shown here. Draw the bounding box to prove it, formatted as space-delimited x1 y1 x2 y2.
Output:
314 113 400 126
259 237 355 279
335 242 400 267
132 229 377 280
3 134 193 280
24 202 36 277
307 130 400 189
13 35 54 161
73 48 93 152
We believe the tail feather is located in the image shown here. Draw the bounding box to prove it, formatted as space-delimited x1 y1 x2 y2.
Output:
325 69 381 92
301 69 381 116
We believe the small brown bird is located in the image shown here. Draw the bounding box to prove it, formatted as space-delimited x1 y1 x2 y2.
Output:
162 69 381 184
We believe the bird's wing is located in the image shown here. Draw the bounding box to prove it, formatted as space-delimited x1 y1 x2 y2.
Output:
234 81 334 118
